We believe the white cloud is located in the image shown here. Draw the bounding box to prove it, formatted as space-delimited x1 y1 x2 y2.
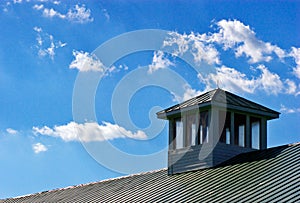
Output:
69 50 106 72
198 65 288 95
33 4 44 10
106 64 129 75
148 51 174 74
33 121 147 142
32 143 48 154
6 128 18 135
102 8 110 21
199 65 257 94
172 84 204 102
164 19 287 65
163 32 221 65
33 27 67 60
163 20 299 96
42 7 65 19
280 104 300 114
289 47 300 79
284 79 297 95
211 19 286 63
256 65 283 95
13 0 22 4
163 32 189 56
66 4 93 23
33 26 42 33
35 4 93 23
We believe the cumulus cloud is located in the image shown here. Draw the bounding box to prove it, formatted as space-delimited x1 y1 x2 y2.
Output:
198 65 291 95
69 50 106 72
163 19 289 65
210 19 286 63
6 128 18 135
148 51 174 74
284 79 297 95
34 4 93 23
163 32 221 65
162 20 300 96
199 65 257 94
32 143 48 154
42 7 65 19
256 65 283 95
33 121 147 142
33 26 67 60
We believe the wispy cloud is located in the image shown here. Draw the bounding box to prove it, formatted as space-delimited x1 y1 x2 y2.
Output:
33 4 44 10
148 51 174 74
69 50 106 72
289 47 300 79
33 26 67 60
32 143 48 154
66 4 93 23
33 121 147 142
6 128 18 135
13 0 22 4
34 4 93 23
280 104 300 114
102 8 110 21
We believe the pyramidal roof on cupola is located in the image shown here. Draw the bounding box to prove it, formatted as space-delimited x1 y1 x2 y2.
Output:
157 88 280 119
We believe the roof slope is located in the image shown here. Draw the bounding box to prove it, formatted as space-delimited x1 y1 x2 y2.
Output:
2 143 299 202
157 88 280 119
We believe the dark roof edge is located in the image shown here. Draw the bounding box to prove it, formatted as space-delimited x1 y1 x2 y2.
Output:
157 88 280 119
2 168 168 201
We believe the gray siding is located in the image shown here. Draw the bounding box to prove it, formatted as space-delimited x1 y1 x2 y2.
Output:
169 143 255 174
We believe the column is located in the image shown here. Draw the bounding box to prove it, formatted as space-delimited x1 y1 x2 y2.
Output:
183 115 187 147
210 107 219 145
245 115 251 148
230 112 235 145
169 119 175 150
260 117 267 149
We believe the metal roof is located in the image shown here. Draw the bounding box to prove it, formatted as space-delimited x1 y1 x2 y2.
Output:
2 142 299 202
157 88 280 119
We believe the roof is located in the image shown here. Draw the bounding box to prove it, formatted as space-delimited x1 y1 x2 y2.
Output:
2 142 299 202
157 88 280 119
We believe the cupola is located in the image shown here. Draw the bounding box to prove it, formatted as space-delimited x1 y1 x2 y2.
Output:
157 88 280 175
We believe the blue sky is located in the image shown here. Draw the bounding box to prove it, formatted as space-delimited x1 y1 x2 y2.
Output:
0 0 300 199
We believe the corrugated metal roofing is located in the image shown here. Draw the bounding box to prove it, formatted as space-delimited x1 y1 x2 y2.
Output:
157 88 280 119
2 142 299 202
